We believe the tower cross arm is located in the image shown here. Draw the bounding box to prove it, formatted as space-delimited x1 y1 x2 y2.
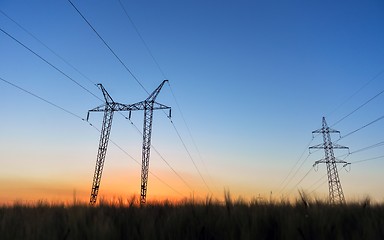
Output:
313 158 327 166
88 104 107 113
313 158 349 166
146 80 168 102
152 102 171 110
114 101 170 111
312 128 340 134
88 102 138 112
309 143 325 149
332 143 349 150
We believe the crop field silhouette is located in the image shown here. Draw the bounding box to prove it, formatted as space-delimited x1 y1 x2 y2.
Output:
1 192 384 240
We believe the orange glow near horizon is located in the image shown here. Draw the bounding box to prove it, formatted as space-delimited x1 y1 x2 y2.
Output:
0 167 219 205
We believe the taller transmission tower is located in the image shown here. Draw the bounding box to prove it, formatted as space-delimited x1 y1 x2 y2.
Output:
309 117 349 204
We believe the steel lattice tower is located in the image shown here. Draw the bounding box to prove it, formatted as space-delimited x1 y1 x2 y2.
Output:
309 117 349 204
87 81 170 205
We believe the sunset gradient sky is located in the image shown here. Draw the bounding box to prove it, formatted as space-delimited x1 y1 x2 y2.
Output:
1 0 384 204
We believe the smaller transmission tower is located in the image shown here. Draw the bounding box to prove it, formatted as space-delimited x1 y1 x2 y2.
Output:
309 117 349 204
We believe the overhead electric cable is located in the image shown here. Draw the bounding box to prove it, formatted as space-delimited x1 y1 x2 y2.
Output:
167 82 218 191
0 9 98 88
308 173 327 195
309 154 384 195
279 138 314 193
0 76 85 121
337 114 384 141
327 68 384 118
67 0 149 94
333 143 384 165
309 178 328 195
118 0 167 79
280 153 311 194
286 167 313 195
332 88 384 127
169 119 213 195
349 155 384 165
350 141 384 155
0 27 101 101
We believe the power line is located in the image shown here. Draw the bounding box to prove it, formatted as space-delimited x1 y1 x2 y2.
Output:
280 153 311 194
326 68 384 118
331 87 384 127
170 118 213 195
333 140 383 160
67 0 149 94
0 27 101 101
349 154 384 165
117 0 167 79
309 150 384 197
350 141 384 155
308 172 327 195
0 9 98 88
0 76 85 121
309 177 328 196
309 155 384 195
167 82 218 192
279 138 314 193
286 167 313 195
338 114 384 140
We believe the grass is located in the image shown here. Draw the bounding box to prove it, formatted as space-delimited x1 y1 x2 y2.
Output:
1 193 384 240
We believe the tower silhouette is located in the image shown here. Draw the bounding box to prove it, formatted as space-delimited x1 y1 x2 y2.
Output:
87 81 170 205
309 117 349 204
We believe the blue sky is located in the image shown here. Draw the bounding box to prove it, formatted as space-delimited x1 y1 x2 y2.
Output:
0 0 384 203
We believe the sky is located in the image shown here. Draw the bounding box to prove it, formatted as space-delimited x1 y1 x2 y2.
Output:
0 0 384 204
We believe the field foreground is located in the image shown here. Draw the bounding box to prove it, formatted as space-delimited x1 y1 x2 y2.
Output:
1 197 384 240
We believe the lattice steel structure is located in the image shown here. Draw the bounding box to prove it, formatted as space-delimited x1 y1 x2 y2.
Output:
87 81 170 205
309 117 349 204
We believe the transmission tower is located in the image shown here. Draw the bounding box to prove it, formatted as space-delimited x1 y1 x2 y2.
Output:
87 81 170 205
309 117 349 204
